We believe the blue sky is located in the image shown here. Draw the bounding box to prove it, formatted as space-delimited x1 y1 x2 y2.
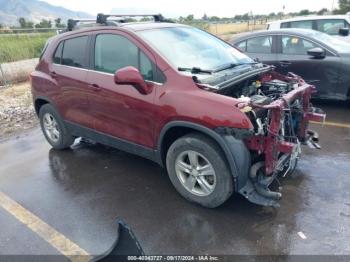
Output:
43 0 338 18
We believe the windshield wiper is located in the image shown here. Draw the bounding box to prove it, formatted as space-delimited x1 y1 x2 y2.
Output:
213 62 259 73
178 67 213 74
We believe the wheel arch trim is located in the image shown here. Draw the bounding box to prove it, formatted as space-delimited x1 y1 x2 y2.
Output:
34 96 59 116
157 121 251 191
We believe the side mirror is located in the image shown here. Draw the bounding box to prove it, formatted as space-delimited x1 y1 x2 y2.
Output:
307 47 326 59
339 28 349 36
114 66 152 95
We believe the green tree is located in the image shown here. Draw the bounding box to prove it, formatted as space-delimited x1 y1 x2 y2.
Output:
35 19 52 28
18 17 26 28
317 8 329 15
18 17 34 28
55 18 62 28
185 14 194 21
209 16 220 21
140 17 152 22
26 21 34 28
334 0 350 14
299 9 310 15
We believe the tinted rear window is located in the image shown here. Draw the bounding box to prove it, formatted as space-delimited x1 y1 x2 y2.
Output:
290 20 313 29
281 22 290 28
62 36 88 68
246 36 272 53
53 42 63 64
317 19 346 35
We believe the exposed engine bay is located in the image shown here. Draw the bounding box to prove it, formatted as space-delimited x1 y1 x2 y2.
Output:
195 66 326 207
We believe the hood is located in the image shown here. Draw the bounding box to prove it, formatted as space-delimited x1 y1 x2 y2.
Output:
193 63 274 90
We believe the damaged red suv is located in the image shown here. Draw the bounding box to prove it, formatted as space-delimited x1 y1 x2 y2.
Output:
31 14 326 208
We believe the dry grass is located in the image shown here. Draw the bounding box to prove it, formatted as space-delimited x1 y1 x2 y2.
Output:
208 22 267 35
208 22 267 41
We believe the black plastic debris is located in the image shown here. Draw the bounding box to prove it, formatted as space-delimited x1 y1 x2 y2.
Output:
94 218 144 262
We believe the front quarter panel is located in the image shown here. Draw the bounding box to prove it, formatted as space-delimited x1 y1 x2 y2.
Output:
153 75 253 144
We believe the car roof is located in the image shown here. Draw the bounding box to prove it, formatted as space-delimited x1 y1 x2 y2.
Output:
267 14 350 25
64 22 185 34
119 22 185 31
54 21 188 40
231 28 324 42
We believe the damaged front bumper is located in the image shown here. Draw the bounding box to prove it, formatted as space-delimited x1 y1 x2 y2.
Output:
238 74 326 207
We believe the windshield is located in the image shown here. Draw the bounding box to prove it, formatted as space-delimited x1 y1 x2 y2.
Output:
137 27 254 71
305 30 350 53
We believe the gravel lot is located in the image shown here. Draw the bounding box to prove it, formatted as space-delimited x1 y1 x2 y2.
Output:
0 82 38 140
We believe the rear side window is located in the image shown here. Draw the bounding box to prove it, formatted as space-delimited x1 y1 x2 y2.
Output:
40 40 50 60
246 36 272 54
281 22 290 28
289 20 313 29
61 36 89 68
53 42 63 64
317 19 346 35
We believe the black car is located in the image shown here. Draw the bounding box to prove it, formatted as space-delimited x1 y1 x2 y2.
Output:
231 29 350 100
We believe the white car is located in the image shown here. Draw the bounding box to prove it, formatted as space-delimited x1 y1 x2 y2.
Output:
267 15 350 40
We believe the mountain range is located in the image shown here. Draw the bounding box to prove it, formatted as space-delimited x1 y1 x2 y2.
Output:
0 0 93 26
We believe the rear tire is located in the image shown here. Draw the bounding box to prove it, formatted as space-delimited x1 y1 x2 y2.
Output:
166 133 233 208
39 104 75 150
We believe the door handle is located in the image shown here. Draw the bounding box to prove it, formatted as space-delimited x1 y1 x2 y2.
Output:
89 83 101 91
279 61 292 67
49 71 57 78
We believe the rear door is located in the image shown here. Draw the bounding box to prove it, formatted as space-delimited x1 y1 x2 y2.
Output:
50 35 94 129
235 35 278 66
275 34 341 98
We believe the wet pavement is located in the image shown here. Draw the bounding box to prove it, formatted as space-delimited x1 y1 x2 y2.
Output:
0 102 349 258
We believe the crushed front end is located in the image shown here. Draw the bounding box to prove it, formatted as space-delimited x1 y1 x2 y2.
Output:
236 71 326 207
197 65 326 207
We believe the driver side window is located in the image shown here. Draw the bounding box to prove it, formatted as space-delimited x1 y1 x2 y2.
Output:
94 34 155 81
281 36 318 55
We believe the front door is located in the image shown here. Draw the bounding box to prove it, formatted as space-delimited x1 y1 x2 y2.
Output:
275 34 341 98
86 33 158 148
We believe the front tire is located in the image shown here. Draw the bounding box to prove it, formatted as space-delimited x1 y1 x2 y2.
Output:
166 133 233 208
39 104 75 150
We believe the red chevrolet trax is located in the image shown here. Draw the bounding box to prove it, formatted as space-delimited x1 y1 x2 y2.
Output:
31 15 325 208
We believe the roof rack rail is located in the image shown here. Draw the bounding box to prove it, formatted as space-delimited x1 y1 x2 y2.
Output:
96 13 166 24
64 13 172 32
67 18 96 31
